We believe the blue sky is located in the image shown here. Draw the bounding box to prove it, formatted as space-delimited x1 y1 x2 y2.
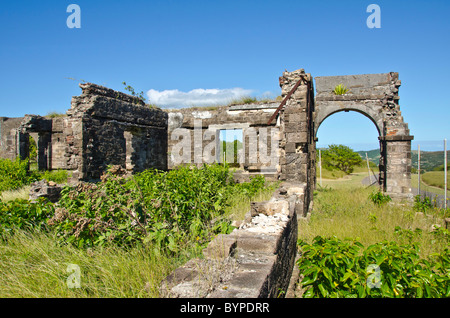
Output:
1 0 449 151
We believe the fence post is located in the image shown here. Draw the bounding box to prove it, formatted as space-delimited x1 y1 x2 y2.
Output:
366 152 371 182
319 149 322 187
418 144 421 197
445 139 447 210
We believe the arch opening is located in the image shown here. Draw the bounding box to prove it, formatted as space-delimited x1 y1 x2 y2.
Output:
315 110 382 186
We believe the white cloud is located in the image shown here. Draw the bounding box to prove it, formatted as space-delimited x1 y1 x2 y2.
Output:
146 87 253 108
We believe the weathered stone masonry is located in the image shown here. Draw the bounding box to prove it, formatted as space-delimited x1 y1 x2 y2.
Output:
1 83 168 182
314 72 413 200
0 68 415 298
0 69 413 202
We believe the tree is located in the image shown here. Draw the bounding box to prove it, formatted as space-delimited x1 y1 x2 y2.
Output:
321 144 363 174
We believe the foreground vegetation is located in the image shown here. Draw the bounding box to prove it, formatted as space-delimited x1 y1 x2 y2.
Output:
0 157 69 194
0 161 277 297
296 172 449 298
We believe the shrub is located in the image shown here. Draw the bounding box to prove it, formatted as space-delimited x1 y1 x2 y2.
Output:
0 158 38 192
369 190 392 206
297 235 450 298
413 195 433 213
0 198 54 236
38 170 70 184
48 164 268 251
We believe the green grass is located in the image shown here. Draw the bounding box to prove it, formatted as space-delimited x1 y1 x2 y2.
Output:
301 173 448 258
412 173 449 198
317 164 378 181
225 180 279 223
0 228 200 298
421 171 449 191
0 169 279 298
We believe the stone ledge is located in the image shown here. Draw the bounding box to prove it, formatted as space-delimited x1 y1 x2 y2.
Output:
159 182 305 298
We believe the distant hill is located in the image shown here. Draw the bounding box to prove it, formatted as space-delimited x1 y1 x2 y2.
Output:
357 149 449 172
356 149 381 165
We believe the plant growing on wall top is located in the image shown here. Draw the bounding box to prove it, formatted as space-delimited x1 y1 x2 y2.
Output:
122 81 147 104
333 83 349 95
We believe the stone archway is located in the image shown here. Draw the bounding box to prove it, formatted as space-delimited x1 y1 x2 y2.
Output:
313 72 414 200
276 70 413 202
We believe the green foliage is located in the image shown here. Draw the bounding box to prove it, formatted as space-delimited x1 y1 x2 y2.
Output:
320 144 363 174
233 175 267 198
122 81 147 104
413 195 434 213
0 157 69 194
0 198 54 236
332 83 349 95
38 170 70 184
43 164 266 252
0 157 38 192
28 135 37 163
45 111 66 118
297 235 450 298
369 190 392 206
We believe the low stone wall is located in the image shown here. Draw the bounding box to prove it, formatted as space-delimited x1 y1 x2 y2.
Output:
160 182 305 298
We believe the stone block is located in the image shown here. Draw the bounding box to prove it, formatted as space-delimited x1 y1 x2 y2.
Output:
286 132 307 143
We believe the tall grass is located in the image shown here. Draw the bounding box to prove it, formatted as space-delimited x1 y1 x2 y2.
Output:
0 169 279 298
300 175 448 258
0 229 190 297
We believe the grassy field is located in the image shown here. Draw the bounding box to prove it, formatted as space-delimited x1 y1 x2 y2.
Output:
302 171 449 258
412 173 449 198
421 171 449 191
0 229 186 297
0 176 277 298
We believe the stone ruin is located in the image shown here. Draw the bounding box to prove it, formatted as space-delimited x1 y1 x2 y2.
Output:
0 68 413 204
0 68 415 298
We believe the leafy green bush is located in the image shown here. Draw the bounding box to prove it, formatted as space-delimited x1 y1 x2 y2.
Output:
0 198 55 236
0 158 38 192
233 175 267 198
48 164 266 251
297 235 450 298
413 195 434 213
0 163 270 253
369 190 392 206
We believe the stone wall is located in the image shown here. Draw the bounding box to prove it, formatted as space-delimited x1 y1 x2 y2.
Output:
167 103 281 177
160 182 305 298
2 83 169 183
278 69 315 215
0 117 24 161
67 83 168 181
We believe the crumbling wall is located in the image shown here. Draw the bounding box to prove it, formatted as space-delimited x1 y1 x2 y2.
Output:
0 117 24 161
67 83 168 181
314 72 413 200
278 69 316 215
1 83 169 182
160 182 305 298
167 103 282 178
